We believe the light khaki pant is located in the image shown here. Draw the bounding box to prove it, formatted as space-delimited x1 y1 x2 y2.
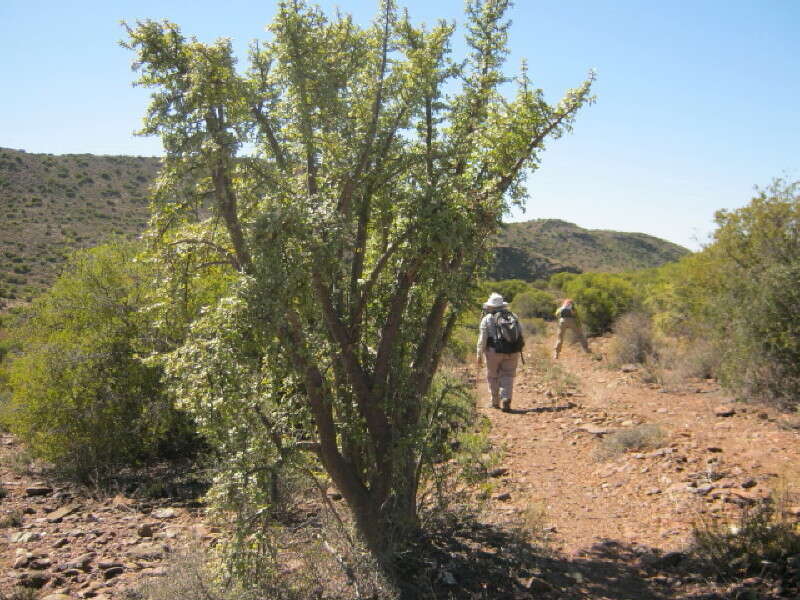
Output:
554 317 590 357
483 347 519 408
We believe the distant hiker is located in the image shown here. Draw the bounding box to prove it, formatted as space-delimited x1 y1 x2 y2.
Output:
553 298 590 359
477 293 525 412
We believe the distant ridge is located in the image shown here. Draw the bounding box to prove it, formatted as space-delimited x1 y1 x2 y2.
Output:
0 148 689 303
0 147 159 301
491 219 690 280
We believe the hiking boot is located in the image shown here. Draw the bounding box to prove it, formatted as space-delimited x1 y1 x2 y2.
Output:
490 400 501 409
501 399 511 412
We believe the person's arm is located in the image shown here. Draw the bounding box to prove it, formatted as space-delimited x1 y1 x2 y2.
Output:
476 314 490 363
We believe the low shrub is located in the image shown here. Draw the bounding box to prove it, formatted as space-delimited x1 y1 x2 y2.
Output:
443 323 476 364
513 289 558 320
692 500 800 587
601 424 665 455
607 312 655 366
519 317 547 337
0 509 23 529
0 585 40 600
528 344 579 399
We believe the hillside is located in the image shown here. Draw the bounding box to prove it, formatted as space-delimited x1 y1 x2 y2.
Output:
492 219 690 280
0 148 159 302
1 148 689 303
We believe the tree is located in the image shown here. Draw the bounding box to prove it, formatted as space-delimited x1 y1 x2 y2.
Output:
124 0 593 573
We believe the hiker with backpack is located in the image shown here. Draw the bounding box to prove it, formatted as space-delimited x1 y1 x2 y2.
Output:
553 298 590 359
476 293 525 412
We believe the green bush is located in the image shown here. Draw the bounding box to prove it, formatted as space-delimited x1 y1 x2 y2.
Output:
1 241 196 480
555 273 637 335
478 279 529 303
512 289 558 320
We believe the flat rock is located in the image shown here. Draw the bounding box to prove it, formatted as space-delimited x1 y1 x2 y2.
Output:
151 508 177 519
17 571 50 588
63 553 94 571
47 503 81 523
11 532 43 543
13 554 30 569
102 566 125 579
714 406 735 417
647 447 676 458
25 484 53 497
29 557 53 570
578 425 612 436
129 543 165 561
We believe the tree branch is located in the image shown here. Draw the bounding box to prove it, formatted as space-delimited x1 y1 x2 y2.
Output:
338 1 392 216
371 259 420 400
252 102 288 173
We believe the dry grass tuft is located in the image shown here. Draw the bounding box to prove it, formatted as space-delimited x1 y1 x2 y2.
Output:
607 312 655 366
0 508 23 529
601 424 666 456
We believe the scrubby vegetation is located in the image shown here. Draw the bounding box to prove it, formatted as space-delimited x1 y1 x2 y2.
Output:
537 178 800 408
0 241 197 480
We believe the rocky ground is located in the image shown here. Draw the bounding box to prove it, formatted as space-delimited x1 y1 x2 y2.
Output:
0 449 215 599
468 334 800 598
1 332 799 599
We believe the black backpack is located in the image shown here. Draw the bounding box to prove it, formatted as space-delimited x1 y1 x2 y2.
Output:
559 305 574 318
492 310 524 353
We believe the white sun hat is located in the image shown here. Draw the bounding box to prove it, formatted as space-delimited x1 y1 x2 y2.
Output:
483 292 509 310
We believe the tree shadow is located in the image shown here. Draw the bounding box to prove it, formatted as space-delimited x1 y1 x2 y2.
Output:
398 516 727 600
508 401 576 415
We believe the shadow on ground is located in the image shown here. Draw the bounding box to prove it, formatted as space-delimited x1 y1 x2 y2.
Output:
394 516 792 599
505 401 577 415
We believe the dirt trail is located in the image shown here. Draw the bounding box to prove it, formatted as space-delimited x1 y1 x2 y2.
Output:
476 333 800 557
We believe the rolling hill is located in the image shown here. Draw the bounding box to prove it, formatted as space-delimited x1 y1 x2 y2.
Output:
0 148 159 302
0 147 689 303
491 219 690 280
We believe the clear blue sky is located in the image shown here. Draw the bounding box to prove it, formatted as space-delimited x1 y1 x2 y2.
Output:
2 1 798 250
